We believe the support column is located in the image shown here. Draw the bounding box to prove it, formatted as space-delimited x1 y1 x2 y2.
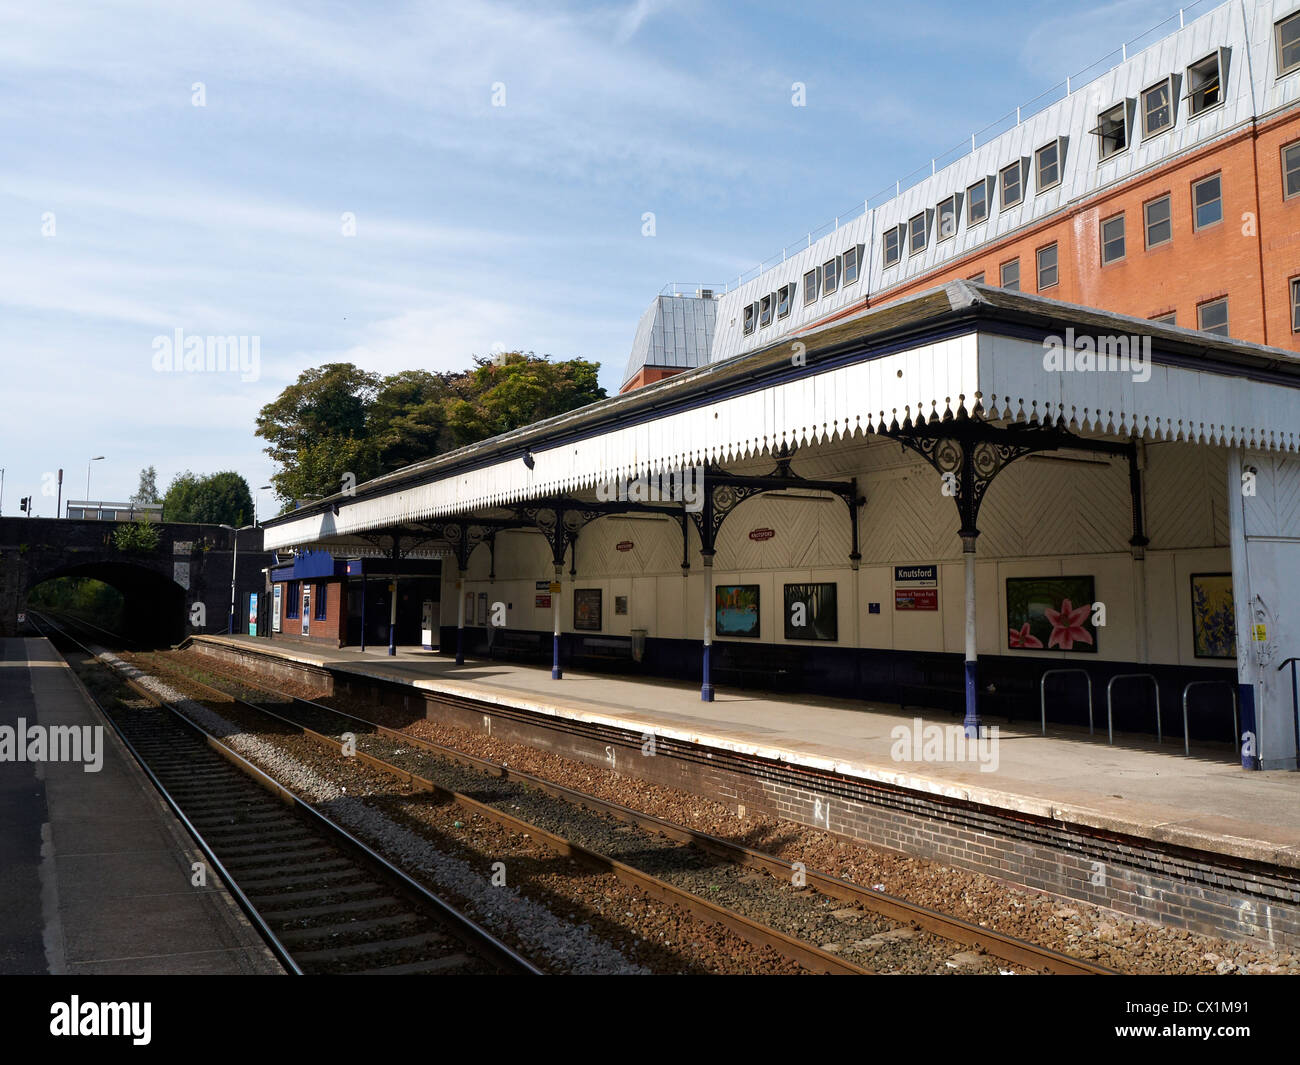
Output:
551 564 563 679
962 534 979 737
701 553 714 702
455 567 466 665
359 571 367 653
388 535 400 657
1128 444 1150 665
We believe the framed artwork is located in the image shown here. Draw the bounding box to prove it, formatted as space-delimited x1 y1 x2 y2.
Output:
715 584 760 638
1006 575 1097 653
477 593 488 626
574 588 602 631
614 595 629 616
1190 573 1236 659
783 582 838 641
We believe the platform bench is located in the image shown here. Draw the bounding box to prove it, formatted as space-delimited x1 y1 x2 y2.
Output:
712 643 804 692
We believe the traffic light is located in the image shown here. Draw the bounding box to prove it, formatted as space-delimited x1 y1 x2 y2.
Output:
19 496 31 515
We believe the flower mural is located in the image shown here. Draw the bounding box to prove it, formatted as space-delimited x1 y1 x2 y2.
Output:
1190 573 1235 659
1006 576 1098 654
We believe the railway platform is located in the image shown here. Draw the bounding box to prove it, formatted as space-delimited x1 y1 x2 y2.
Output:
0 637 282 974
193 634 1300 870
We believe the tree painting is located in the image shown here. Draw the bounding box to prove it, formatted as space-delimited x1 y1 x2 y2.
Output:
1190 573 1236 659
715 585 760 638
1006 576 1098 653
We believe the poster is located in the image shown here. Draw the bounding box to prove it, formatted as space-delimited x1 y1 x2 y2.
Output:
1006 575 1097 653
715 584 760 638
272 584 282 632
784 582 837 641
301 585 311 636
574 588 602 631
615 595 629 616
1190 573 1235 659
477 593 488 627
248 592 258 636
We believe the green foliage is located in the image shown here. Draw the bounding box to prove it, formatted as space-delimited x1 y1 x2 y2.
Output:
255 352 605 506
162 471 253 526
29 577 124 630
130 466 160 505
113 519 161 554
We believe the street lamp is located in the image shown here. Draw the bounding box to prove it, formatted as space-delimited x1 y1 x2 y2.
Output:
219 523 256 635
85 456 105 501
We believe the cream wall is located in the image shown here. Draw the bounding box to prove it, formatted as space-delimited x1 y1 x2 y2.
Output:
445 436 1233 668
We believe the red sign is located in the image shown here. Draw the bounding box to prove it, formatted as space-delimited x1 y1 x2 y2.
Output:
535 594 552 608
616 541 634 552
895 588 938 611
748 528 776 542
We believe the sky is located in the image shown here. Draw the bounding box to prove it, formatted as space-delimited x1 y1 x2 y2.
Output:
0 0 1191 519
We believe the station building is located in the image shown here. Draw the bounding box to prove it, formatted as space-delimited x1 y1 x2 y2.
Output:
261 0 1300 772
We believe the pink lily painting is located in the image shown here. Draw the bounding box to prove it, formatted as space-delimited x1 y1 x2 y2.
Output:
1005 577 1098 654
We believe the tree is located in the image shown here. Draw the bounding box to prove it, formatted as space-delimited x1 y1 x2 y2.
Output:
163 471 254 526
443 352 605 448
368 369 452 472
130 466 160 505
113 519 161 554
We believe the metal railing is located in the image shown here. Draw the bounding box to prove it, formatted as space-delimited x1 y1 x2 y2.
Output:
1107 673 1162 745
1040 668 1094 736
1181 680 1238 756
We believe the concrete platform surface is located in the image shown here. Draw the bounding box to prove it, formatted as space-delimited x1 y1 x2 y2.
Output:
198 634 1300 870
0 638 282 974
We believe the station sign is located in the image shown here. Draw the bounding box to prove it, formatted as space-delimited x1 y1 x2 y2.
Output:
894 563 938 611
616 541 634 552
748 528 775 542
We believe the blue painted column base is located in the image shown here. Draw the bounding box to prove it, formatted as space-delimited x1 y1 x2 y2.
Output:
701 644 714 702
1238 683 1259 770
963 659 979 738
552 633 562 680
455 626 464 666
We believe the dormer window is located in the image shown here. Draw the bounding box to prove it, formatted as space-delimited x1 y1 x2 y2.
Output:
883 227 902 268
802 269 819 305
843 244 863 285
1035 140 1061 191
1141 77 1174 138
776 282 794 318
1000 161 1023 209
937 195 957 242
742 303 756 335
1187 52 1223 115
822 257 840 294
759 293 773 327
1093 102 1128 160
1277 11 1300 76
967 179 988 225
908 212 928 254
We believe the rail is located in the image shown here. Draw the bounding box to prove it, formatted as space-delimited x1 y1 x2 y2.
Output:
1040 668 1094 736
1181 680 1238 757
1106 673 1162 746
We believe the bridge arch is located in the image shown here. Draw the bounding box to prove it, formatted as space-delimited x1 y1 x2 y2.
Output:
26 559 189 644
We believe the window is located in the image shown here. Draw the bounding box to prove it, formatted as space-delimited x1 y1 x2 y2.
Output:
1144 195 1172 248
1187 52 1222 116
1277 11 1300 76
1197 297 1229 336
1150 311 1177 325
743 303 756 335
969 272 985 283
843 245 862 285
937 196 957 242
1292 278 1300 333
1192 173 1222 229
1000 161 1023 209
883 227 902 268
1141 78 1174 138
1094 102 1128 159
803 269 819 305
967 180 988 225
776 283 793 319
822 257 839 295
1035 140 1061 191
67 507 83 519
1000 258 1020 291
908 212 928 254
285 581 300 619
1283 141 1300 199
1101 213 1126 264
759 293 773 327
1036 243 1059 290
314 583 327 621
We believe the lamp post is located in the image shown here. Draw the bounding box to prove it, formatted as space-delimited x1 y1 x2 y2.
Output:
86 456 105 501
219 523 255 635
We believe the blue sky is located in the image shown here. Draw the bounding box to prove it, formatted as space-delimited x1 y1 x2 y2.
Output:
0 0 1185 517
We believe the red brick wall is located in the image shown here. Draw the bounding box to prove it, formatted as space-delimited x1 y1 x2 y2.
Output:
276 580 345 647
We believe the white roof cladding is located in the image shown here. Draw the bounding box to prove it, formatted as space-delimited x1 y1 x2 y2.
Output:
621 293 716 387
262 282 1300 552
712 0 1300 363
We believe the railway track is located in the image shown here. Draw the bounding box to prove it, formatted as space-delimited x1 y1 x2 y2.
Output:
29 612 540 976
146 638 1114 975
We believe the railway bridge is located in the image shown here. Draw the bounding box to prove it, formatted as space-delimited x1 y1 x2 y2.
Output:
0 516 268 642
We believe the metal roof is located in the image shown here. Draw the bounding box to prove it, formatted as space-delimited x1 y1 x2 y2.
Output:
621 293 716 387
